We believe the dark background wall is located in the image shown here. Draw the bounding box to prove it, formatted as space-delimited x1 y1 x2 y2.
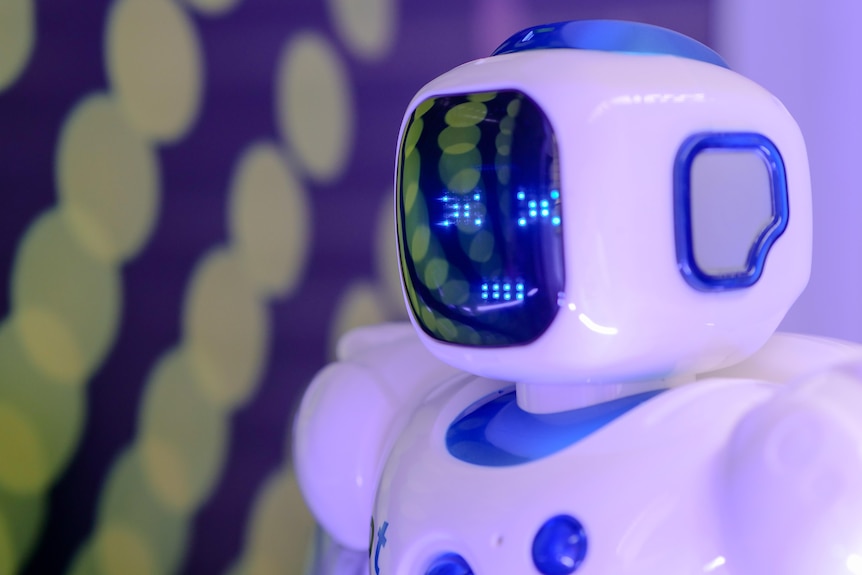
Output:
0 1 711 573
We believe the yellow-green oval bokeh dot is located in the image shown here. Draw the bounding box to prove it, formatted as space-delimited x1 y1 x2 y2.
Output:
68 546 101 575
185 249 268 409
469 230 495 263
402 180 419 216
0 509 13 575
439 280 469 306
404 186 429 237
506 98 522 116
495 132 511 155
11 210 120 386
0 489 44 574
0 404 48 494
328 0 396 61
495 158 511 185
0 0 34 93
402 117 423 157
468 92 497 103
410 225 430 262
419 306 436 330
437 126 480 155
233 469 315 575
445 101 487 127
277 31 354 183
0 322 85 483
401 150 421 212
106 0 203 142
140 437 191 513
184 0 242 16
447 168 480 194
139 350 227 513
413 98 435 119
58 94 159 265
439 148 480 193
228 143 311 298
423 258 449 289
96 524 157 575
98 451 188 574
405 277 421 320
500 115 515 135
327 281 388 359
436 317 457 340
13 308 84 386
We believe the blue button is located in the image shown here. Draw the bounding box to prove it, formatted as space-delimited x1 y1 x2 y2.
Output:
425 553 473 575
532 515 588 574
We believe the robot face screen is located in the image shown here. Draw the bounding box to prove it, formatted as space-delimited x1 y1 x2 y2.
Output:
397 90 565 347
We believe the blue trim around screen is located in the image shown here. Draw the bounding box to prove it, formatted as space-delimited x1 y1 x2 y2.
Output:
673 132 790 291
492 20 730 70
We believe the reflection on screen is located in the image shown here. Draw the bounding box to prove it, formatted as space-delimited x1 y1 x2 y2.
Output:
397 90 565 346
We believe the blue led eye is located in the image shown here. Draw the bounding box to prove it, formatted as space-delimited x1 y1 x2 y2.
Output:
425 553 473 575
517 191 526 200
473 193 481 201
550 190 560 200
532 515 588 575
518 218 527 227
541 209 549 217
552 216 561 226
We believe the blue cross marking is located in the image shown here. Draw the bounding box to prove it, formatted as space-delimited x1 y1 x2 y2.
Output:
374 521 389 574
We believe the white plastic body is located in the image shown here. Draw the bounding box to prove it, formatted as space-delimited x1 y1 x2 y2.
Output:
295 326 862 574
293 324 463 550
395 49 812 405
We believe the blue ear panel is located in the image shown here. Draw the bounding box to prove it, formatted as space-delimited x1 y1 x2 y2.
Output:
492 20 729 70
674 133 789 291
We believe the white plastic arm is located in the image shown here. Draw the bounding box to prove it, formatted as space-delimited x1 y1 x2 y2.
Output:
720 360 862 574
293 323 462 550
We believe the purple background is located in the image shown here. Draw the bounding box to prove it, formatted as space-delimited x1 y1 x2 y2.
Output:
0 1 711 573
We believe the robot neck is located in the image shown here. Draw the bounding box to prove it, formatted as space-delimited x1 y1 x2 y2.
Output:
515 374 693 414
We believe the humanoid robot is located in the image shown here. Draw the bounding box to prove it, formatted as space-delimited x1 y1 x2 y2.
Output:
294 20 862 575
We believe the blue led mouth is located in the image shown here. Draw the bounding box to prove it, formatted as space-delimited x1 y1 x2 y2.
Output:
492 20 730 70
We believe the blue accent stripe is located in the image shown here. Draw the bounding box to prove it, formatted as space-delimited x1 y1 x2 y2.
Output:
446 388 664 467
492 20 730 70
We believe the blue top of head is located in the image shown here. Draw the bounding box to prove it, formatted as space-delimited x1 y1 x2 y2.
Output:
492 20 730 69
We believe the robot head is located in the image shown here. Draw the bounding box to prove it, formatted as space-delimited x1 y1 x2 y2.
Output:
395 21 811 393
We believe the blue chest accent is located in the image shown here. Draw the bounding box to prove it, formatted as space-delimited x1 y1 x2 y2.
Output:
492 20 730 70
446 388 664 467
